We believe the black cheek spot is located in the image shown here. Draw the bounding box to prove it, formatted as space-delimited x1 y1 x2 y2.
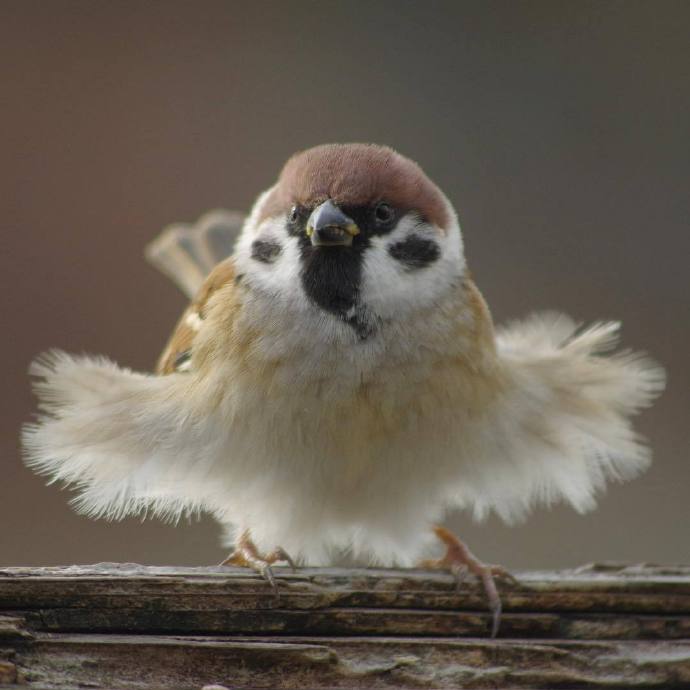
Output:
388 236 441 270
251 240 282 264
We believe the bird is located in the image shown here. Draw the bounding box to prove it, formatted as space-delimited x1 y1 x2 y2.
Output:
23 143 665 637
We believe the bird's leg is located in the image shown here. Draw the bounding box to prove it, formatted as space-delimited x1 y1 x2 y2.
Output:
419 525 518 638
219 529 296 596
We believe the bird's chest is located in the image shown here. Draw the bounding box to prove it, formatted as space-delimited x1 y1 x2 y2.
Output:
209 293 496 503
220 347 476 498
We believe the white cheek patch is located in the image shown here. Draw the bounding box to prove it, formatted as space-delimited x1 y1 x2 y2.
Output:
234 214 304 302
361 209 465 319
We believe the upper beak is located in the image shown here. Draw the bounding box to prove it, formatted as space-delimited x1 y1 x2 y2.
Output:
306 199 360 247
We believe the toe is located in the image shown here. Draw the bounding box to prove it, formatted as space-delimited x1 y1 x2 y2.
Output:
219 551 244 568
273 547 297 572
490 564 519 585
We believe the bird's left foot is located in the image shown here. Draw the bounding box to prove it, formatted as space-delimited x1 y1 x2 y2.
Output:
419 525 518 638
219 529 296 598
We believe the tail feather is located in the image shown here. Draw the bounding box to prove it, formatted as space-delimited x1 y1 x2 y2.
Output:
22 352 224 521
145 209 245 298
452 313 665 523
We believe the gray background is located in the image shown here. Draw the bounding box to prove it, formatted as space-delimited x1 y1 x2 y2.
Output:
2 1 688 569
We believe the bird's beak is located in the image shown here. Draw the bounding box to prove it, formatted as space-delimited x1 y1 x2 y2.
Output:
306 199 360 247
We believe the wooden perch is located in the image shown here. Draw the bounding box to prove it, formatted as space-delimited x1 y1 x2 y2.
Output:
0 562 689 688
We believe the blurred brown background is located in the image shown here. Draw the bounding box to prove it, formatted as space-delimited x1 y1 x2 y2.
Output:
2 1 688 569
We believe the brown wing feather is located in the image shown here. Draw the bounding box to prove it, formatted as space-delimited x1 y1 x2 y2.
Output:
156 259 237 374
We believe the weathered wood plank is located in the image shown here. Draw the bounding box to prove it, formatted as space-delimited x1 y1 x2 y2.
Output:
2 563 690 613
1 563 689 688
8 608 690 639
12 634 690 689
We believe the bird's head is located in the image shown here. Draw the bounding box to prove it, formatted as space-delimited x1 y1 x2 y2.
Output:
235 144 465 339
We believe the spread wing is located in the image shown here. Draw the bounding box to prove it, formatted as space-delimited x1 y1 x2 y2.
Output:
157 258 237 374
23 256 242 523
447 313 665 524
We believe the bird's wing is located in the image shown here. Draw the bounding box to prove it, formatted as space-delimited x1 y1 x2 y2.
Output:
23 259 241 522
156 258 237 374
448 312 665 524
145 210 245 298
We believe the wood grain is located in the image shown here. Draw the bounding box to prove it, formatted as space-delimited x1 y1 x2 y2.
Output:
1 563 689 688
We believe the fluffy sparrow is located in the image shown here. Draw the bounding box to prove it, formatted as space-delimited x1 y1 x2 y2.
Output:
24 143 665 636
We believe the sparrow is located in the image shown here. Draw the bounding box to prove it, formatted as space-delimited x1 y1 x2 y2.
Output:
23 143 665 637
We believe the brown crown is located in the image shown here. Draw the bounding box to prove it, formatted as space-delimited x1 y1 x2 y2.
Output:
258 143 451 231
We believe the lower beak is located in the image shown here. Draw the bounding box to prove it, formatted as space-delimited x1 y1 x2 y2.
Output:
307 199 360 247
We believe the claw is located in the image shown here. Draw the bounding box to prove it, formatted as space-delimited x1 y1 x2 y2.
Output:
489 596 502 639
478 567 502 638
259 563 276 591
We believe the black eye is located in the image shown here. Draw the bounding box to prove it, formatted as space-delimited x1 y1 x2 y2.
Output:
374 202 395 225
289 206 299 223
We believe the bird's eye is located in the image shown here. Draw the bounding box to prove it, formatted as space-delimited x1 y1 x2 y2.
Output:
374 202 395 226
288 204 304 224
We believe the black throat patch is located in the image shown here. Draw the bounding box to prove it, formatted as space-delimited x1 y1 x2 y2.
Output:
299 243 365 321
